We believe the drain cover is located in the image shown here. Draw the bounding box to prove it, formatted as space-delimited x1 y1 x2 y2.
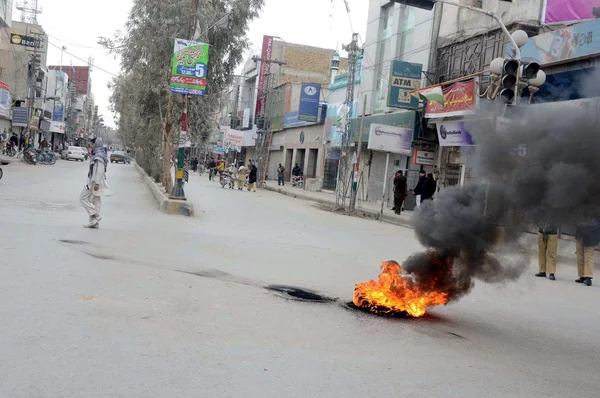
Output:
264 285 335 302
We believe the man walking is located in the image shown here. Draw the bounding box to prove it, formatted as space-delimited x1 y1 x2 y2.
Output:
392 170 407 215
79 137 108 229
413 170 427 208
247 161 258 192
575 219 600 286
237 162 247 191
277 163 285 186
0 129 7 155
535 216 558 281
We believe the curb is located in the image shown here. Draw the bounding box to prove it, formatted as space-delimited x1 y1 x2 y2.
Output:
263 185 413 229
134 162 194 217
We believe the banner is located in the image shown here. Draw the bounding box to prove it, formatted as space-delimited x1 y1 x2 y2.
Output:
435 121 475 147
425 80 476 118
212 140 224 155
510 18 600 65
0 84 10 119
10 33 36 47
12 108 28 126
387 60 422 109
170 39 209 96
367 123 412 155
50 121 66 134
544 0 600 24
242 108 250 128
223 129 244 153
53 103 64 121
256 35 274 118
412 150 436 165
298 83 321 122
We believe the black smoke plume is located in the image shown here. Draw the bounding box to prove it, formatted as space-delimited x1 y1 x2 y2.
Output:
403 96 600 302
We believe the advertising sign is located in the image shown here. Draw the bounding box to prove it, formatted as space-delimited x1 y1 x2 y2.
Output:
0 84 10 119
435 121 475 147
12 108 28 126
53 103 64 121
256 35 274 118
387 60 422 109
298 83 321 122
40 120 51 131
10 33 36 47
367 123 412 155
544 0 600 24
412 150 436 165
325 100 357 147
223 129 244 153
50 121 66 134
326 147 342 160
212 140 224 155
242 108 250 128
170 39 209 96
509 18 600 65
425 80 476 118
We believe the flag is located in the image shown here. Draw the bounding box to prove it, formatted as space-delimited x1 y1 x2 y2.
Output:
72 65 76 73
417 86 444 106
343 0 350 12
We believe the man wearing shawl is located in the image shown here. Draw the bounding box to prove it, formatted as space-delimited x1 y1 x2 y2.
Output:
80 137 108 228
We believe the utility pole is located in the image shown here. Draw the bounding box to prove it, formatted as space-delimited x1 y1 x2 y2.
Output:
349 94 367 212
338 33 360 208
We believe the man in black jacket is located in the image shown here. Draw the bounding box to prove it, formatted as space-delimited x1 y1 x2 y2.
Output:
413 170 427 208
575 219 600 286
247 161 258 192
535 217 559 281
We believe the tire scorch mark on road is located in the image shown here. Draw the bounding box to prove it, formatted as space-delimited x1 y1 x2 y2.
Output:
58 239 90 245
264 285 337 302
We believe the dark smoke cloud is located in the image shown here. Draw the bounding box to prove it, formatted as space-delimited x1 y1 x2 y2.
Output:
402 93 600 302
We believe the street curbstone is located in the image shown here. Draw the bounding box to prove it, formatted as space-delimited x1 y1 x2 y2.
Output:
134 162 194 217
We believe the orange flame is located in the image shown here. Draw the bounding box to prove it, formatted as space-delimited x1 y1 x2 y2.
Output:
353 261 449 317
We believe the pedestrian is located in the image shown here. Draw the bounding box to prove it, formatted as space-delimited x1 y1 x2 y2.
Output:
79 137 108 229
191 157 199 172
247 161 258 192
413 170 427 207
40 137 49 151
277 163 285 186
237 162 248 191
535 215 558 281
208 158 217 181
575 218 600 286
9 133 18 153
0 129 7 155
292 163 301 178
421 173 437 202
392 170 407 215
227 162 237 189
19 134 26 151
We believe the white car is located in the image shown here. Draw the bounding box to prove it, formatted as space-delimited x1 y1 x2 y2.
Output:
62 146 87 161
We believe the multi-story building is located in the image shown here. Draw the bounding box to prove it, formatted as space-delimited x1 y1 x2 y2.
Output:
0 0 12 31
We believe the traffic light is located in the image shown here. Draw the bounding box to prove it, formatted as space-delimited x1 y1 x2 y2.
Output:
520 62 540 79
499 59 519 104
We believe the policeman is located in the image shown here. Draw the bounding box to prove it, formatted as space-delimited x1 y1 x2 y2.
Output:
575 218 600 286
535 217 559 281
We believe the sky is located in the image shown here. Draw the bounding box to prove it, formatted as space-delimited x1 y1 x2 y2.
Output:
15 0 368 128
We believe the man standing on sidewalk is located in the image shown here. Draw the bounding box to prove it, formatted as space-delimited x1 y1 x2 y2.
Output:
392 170 407 215
0 129 7 155
277 163 285 186
535 216 558 281
80 137 108 229
413 170 427 208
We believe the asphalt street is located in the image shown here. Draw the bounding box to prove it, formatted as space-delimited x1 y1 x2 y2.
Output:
1 159 599 398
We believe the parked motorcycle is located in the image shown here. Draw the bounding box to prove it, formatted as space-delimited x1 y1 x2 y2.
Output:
24 148 38 165
292 175 305 188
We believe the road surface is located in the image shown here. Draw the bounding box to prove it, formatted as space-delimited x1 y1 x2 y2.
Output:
1 159 599 397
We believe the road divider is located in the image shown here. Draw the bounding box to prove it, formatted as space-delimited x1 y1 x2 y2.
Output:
134 162 194 217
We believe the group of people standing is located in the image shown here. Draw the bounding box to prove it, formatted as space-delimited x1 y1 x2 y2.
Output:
393 169 437 215
201 157 258 192
537 218 600 286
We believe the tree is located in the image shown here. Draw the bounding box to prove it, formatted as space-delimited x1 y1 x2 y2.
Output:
108 0 264 192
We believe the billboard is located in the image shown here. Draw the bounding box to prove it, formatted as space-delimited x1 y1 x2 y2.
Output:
367 123 412 155
50 121 66 134
170 39 209 96
435 121 475 147
544 0 600 24
10 33 35 47
255 35 274 118
223 129 244 153
387 60 422 109
0 83 10 119
298 83 321 122
53 103 64 121
12 108 28 126
425 80 476 119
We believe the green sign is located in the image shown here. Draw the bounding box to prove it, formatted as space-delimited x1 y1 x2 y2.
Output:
387 60 422 109
170 39 209 96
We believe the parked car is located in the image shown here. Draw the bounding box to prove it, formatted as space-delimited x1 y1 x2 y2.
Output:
110 150 131 164
61 146 86 161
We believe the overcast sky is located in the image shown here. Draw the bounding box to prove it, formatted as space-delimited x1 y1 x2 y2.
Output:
15 0 368 128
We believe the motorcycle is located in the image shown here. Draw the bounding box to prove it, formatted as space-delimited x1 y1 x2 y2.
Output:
5 143 17 157
220 171 232 188
292 175 305 188
24 148 38 165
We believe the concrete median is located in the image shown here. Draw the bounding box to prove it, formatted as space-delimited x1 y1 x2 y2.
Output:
134 162 194 217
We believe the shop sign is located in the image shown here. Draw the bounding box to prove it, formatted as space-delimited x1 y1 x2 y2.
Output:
425 80 476 118
10 34 36 47
0 84 10 119
50 121 65 134
387 60 422 109
326 147 342 160
544 0 599 24
435 121 475 147
367 123 412 155
223 129 244 153
170 38 209 96
29 116 40 130
298 83 321 122
11 107 28 126
412 149 436 165
256 35 274 118
40 119 51 131
212 140 224 155
509 18 600 65
350 111 416 143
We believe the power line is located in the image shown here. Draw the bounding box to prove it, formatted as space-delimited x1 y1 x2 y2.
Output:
47 41 119 77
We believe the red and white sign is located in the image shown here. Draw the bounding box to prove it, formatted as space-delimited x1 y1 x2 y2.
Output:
412 149 436 166
255 35 273 118
170 76 207 86
425 80 476 118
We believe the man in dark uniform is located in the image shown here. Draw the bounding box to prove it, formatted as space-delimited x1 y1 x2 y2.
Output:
392 170 408 215
575 218 600 286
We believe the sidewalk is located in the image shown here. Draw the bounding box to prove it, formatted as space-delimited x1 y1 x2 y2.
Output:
262 179 598 268
263 179 414 228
